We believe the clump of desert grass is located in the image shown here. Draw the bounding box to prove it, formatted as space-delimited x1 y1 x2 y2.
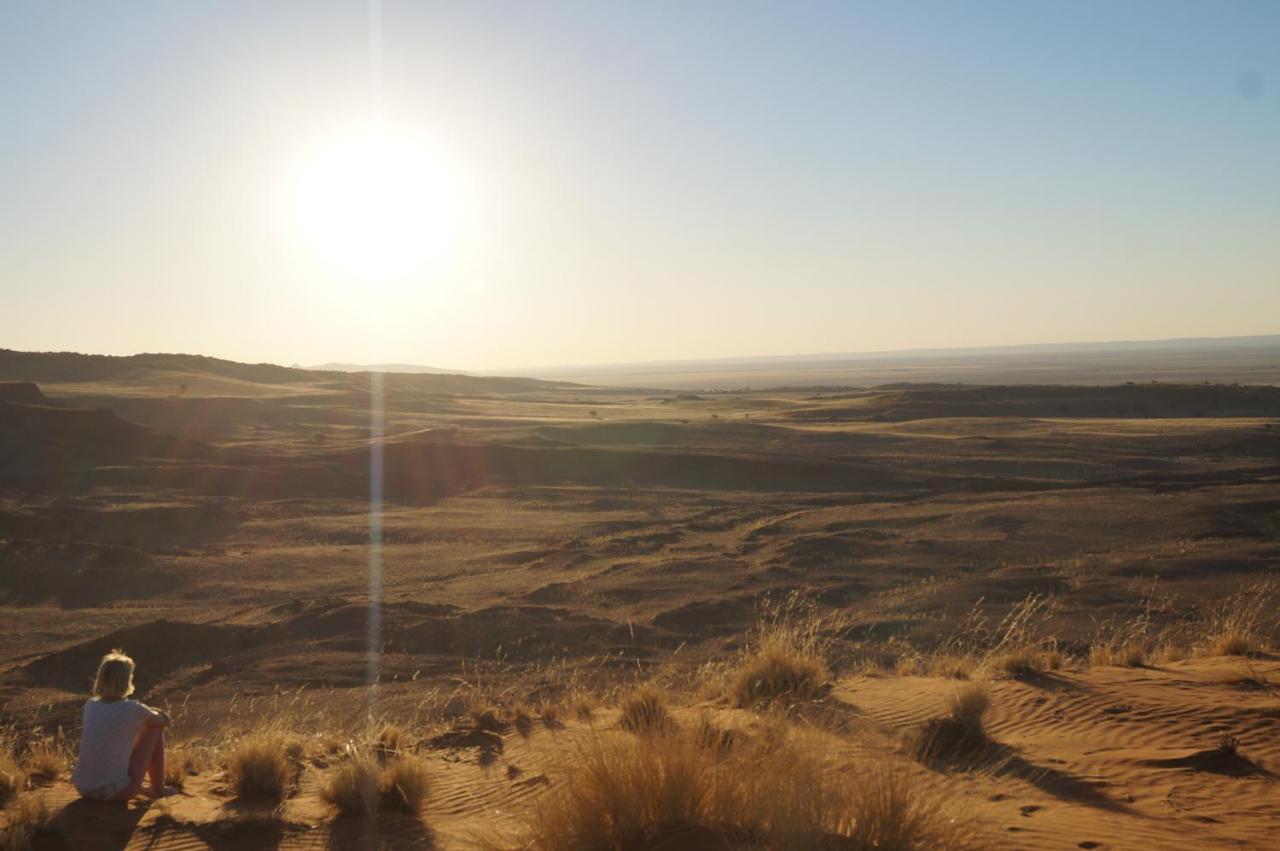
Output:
322 747 431 817
537 703 562 729
0 794 56 851
1201 581 1275 657
1088 639 1148 668
510 704 535 738
19 731 68 786
569 693 596 723
0 732 22 805
226 730 303 802
372 723 405 762
617 686 672 734
469 705 507 735
978 595 1065 678
728 594 831 708
993 642 1064 677
911 680 993 763
894 652 975 680
499 723 979 850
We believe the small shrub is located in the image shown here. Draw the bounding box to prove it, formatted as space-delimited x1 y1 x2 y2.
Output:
618 687 671 735
227 732 297 801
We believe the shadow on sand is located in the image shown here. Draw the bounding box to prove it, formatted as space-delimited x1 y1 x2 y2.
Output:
326 812 436 849
47 797 151 850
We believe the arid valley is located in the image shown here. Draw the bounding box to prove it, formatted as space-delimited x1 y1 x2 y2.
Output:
1 348 1278 849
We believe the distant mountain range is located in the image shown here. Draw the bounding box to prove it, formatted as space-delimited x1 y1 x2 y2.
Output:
305 362 465 375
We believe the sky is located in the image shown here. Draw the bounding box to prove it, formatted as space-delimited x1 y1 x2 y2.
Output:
2 1 1278 371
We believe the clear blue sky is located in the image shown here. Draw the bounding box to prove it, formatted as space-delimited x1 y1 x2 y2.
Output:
2 1 1277 369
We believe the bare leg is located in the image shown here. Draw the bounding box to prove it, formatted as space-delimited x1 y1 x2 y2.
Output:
109 725 164 802
146 728 166 794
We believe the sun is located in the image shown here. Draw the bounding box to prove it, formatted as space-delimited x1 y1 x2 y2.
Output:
286 121 467 280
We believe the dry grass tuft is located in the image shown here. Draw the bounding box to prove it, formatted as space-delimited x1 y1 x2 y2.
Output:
227 731 299 801
993 644 1063 677
323 753 381 816
618 686 672 735
912 681 992 762
1212 631 1253 657
373 724 405 762
948 681 990 732
1202 580 1276 657
537 703 561 728
570 695 596 723
511 705 535 738
470 706 506 735
20 732 67 786
0 734 21 805
323 750 431 817
1089 640 1148 668
504 725 978 850
729 595 830 707
380 755 431 814
164 745 204 790
0 794 56 851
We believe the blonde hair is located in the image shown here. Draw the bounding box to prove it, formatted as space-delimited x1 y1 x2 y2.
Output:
92 649 135 701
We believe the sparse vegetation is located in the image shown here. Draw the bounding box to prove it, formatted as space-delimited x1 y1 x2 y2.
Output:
323 749 431 817
503 724 977 850
226 731 299 801
469 706 506 735
912 680 992 762
1202 581 1276 657
0 733 21 805
0 794 55 851
1089 639 1148 668
729 595 830 707
20 735 65 786
380 754 431 814
323 752 381 816
618 686 672 734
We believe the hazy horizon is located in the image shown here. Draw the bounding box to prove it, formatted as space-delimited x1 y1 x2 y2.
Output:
4 2 1279 370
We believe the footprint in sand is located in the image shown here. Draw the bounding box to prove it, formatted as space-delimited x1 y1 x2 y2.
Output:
1020 804 1042 817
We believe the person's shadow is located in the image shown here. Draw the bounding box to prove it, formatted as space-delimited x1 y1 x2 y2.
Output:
49 797 151 850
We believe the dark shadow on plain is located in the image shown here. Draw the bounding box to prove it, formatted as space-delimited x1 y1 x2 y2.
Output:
327 812 436 849
914 724 1137 815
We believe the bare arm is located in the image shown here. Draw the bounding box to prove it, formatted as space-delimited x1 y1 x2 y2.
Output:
140 703 170 727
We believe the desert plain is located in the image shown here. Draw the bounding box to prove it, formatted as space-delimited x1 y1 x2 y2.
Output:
1 347 1279 849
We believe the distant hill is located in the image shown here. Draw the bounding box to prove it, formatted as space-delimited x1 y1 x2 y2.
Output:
308 362 464 375
0 349 578 396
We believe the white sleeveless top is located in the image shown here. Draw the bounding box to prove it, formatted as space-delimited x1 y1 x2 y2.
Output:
71 698 156 793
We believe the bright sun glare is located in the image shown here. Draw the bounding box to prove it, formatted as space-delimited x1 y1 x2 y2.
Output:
287 122 466 280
